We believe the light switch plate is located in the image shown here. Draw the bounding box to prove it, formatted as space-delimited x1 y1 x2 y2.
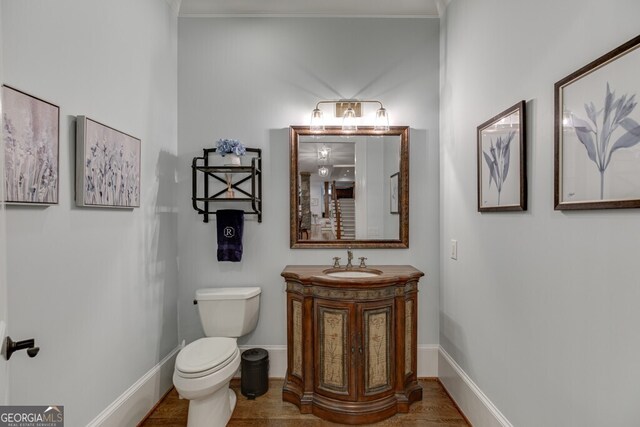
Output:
450 239 458 260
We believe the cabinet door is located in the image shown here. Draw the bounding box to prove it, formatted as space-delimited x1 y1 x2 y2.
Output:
359 300 395 398
314 299 357 400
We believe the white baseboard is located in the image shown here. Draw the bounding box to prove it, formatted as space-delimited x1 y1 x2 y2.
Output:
417 344 439 378
237 345 438 380
87 345 181 427
99 344 509 427
438 347 513 427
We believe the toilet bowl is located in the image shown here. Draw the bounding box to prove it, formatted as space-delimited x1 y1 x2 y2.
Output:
173 337 240 427
173 287 261 427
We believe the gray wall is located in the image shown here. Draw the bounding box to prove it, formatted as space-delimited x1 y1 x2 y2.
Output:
0 0 7 406
177 18 441 346
440 0 640 425
2 1 178 425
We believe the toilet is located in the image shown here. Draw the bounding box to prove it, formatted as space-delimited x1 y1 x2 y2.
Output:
173 287 261 427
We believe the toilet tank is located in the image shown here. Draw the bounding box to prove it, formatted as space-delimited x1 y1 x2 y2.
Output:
195 287 261 338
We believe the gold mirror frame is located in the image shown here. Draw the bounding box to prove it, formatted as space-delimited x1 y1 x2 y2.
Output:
290 126 409 249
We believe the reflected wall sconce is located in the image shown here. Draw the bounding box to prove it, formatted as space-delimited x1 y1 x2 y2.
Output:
318 166 329 177
309 100 390 132
562 109 573 127
317 145 331 160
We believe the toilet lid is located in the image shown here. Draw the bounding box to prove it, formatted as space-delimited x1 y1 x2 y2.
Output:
176 337 237 374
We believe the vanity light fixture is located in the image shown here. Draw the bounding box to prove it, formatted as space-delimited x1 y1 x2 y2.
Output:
309 99 390 132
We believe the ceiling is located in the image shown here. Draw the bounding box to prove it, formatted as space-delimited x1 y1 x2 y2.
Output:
178 0 447 17
299 139 356 183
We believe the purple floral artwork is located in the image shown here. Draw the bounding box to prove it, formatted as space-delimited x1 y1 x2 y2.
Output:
3 86 59 204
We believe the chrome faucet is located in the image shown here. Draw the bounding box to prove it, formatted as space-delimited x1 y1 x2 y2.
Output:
346 249 353 269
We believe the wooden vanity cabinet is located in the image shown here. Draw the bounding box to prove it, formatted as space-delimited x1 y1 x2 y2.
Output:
281 265 424 425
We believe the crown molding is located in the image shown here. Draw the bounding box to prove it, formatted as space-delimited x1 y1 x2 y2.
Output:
178 0 441 18
435 0 451 17
165 0 182 16
179 13 439 19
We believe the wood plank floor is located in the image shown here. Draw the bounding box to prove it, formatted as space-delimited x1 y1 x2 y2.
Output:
140 379 469 426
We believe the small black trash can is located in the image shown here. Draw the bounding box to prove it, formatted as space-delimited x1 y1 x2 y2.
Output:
241 348 269 399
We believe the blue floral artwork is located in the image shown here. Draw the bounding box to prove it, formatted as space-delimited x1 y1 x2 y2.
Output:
555 35 640 209
477 102 525 212
482 131 515 206
570 83 640 200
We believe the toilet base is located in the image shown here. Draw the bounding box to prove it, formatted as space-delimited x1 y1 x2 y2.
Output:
186 386 237 427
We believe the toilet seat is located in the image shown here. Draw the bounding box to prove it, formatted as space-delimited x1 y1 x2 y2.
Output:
176 337 238 379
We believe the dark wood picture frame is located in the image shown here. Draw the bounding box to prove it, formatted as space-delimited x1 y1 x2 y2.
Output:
2 85 60 205
554 35 640 210
477 100 527 212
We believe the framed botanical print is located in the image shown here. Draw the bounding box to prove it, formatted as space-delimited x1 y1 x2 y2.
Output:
477 100 527 212
390 172 399 214
2 85 59 205
555 35 640 210
76 116 141 208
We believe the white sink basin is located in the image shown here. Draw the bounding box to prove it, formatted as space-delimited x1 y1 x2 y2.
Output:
325 271 381 278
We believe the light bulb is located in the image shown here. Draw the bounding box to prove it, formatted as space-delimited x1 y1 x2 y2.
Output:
310 108 324 132
374 107 389 131
342 107 357 132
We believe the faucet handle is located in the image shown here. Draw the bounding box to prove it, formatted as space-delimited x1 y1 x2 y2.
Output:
332 257 341 268
358 257 367 268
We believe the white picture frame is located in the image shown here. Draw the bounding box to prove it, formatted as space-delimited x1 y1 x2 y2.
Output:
76 116 141 208
2 85 59 205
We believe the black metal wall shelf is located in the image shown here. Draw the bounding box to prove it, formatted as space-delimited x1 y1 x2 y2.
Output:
191 147 262 223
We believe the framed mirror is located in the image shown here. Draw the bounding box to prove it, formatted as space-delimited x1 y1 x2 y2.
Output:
290 126 409 248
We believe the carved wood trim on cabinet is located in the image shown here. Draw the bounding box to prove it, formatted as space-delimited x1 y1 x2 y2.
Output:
282 265 424 425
